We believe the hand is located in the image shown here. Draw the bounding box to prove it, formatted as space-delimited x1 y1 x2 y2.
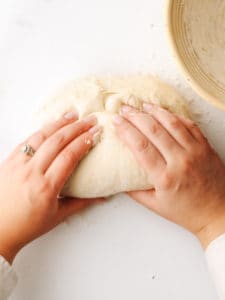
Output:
113 104 225 248
0 112 102 264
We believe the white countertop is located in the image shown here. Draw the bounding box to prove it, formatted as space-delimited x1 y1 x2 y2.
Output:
0 0 223 299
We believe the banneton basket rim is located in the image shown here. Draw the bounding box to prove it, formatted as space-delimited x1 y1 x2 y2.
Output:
165 0 225 111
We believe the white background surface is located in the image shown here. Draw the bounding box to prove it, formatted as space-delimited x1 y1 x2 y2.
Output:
0 0 223 299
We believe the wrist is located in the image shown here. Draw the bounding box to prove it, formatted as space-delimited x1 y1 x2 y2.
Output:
0 251 17 265
196 213 225 249
0 242 20 265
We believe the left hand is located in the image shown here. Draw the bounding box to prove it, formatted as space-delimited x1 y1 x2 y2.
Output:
0 112 102 264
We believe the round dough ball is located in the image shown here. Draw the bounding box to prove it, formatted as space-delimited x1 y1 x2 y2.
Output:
38 75 190 198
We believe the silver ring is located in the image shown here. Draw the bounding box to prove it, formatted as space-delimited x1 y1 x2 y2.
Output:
21 144 35 157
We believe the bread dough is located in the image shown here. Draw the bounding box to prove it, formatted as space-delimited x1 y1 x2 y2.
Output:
38 75 190 198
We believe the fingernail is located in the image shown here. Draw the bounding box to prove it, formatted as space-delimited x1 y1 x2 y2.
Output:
112 114 124 125
89 125 102 146
64 111 78 120
143 103 154 112
89 124 101 135
120 105 135 114
84 115 97 125
92 132 101 146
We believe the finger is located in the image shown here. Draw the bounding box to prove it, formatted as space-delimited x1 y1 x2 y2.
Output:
57 197 105 222
34 115 97 172
46 126 101 191
176 115 208 143
121 105 183 161
11 111 78 162
128 189 157 211
112 115 165 175
143 103 197 150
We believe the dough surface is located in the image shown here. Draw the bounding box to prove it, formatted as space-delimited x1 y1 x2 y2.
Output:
38 75 190 198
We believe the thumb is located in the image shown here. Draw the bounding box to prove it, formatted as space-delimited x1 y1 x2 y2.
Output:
57 197 105 222
128 189 157 212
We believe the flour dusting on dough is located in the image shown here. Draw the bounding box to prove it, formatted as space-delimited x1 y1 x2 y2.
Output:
38 75 190 198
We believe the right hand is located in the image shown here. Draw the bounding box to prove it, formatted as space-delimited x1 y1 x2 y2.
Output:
113 103 225 248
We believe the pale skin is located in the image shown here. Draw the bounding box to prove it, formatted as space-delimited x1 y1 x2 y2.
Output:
1 104 225 266
0 111 103 264
113 104 225 248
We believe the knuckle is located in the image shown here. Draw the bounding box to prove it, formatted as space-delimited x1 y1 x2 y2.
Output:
180 155 193 172
149 122 160 135
22 167 33 183
62 148 76 163
169 118 180 130
51 132 66 147
188 122 203 136
187 118 198 128
76 127 84 137
160 173 174 189
37 180 53 196
190 124 200 135
195 145 209 159
195 129 207 143
189 121 197 129
119 121 133 137
136 138 150 153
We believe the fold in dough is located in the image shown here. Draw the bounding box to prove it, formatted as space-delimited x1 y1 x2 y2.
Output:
38 75 190 198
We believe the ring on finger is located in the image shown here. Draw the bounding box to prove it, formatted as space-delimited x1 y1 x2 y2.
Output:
21 144 36 157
